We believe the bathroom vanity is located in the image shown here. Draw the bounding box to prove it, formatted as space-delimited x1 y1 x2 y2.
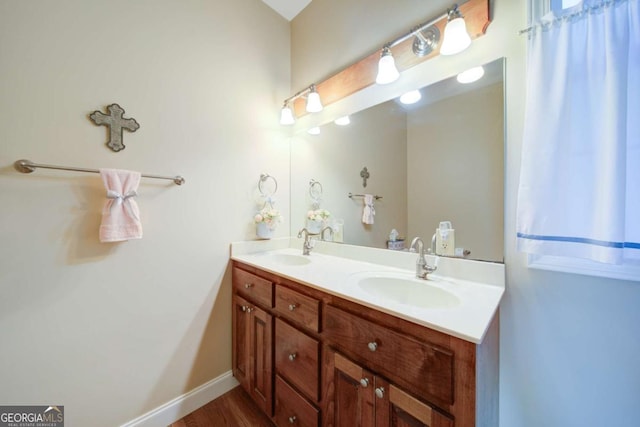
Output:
231 240 503 427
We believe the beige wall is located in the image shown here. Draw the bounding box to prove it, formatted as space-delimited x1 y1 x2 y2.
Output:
407 83 504 262
0 0 290 426
292 1 640 426
290 102 408 248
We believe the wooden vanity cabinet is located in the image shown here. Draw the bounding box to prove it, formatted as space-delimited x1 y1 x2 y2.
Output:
232 262 499 427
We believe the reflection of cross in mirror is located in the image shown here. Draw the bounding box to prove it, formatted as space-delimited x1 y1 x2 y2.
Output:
360 167 370 188
89 103 140 152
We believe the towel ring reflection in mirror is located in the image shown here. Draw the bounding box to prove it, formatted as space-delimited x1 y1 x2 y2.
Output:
309 179 323 209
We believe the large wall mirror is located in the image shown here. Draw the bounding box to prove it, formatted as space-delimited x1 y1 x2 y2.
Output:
290 58 505 263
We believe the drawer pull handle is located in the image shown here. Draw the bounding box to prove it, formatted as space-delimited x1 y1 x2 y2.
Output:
288 415 297 424
288 303 297 311
367 341 378 352
288 353 297 361
360 378 369 388
244 283 253 289
375 387 385 399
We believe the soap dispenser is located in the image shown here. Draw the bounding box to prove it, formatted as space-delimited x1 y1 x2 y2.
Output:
434 221 455 256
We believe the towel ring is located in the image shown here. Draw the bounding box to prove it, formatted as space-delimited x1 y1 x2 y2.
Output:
258 173 278 197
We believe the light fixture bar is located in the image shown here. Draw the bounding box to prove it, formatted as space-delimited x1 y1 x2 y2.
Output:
279 0 490 122
282 85 313 106
385 11 448 50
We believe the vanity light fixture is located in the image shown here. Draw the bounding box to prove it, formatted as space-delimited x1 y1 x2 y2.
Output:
279 102 296 125
308 126 321 135
375 46 401 85
400 89 422 105
440 6 472 55
278 84 323 125
334 115 351 126
279 2 485 124
374 3 471 86
306 84 323 113
457 65 485 83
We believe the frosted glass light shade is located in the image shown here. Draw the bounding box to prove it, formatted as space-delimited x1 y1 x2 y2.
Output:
376 51 400 85
280 105 295 125
440 17 471 55
400 90 422 105
306 91 323 113
457 66 485 84
308 126 320 135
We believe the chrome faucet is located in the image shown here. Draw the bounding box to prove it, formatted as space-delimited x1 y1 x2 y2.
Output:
320 226 334 242
297 228 314 255
409 236 438 279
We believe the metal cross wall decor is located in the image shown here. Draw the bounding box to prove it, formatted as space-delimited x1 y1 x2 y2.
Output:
360 166 370 188
89 103 140 152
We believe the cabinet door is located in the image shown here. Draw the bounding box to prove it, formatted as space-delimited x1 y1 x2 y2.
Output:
333 352 375 426
232 294 251 392
249 304 273 416
374 377 453 427
232 294 273 416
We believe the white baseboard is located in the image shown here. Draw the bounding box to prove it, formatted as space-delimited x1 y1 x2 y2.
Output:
121 370 239 427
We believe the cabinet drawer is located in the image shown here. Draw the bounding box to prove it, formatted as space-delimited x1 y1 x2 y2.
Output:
275 318 320 401
274 285 320 332
324 305 455 405
233 267 273 307
274 375 319 427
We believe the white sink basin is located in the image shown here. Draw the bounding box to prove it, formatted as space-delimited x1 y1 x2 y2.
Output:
261 253 311 266
355 273 460 309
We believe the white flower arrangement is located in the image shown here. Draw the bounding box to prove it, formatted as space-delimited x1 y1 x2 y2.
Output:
307 209 331 222
254 207 282 229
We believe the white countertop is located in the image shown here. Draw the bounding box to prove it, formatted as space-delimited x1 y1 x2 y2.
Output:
230 239 504 344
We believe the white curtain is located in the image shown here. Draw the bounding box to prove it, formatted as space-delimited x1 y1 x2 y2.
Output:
517 0 640 264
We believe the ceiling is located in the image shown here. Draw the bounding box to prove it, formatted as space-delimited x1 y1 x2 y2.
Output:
262 0 311 21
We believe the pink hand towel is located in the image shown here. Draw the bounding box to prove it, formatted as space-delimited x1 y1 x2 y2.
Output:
99 168 143 243
362 194 375 225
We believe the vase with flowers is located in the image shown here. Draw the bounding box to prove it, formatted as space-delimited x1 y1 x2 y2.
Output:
306 208 331 234
254 206 282 239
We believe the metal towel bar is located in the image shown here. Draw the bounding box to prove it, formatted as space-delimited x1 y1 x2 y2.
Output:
14 159 185 185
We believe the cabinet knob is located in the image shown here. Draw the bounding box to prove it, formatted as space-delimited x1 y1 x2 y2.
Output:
244 283 253 289
375 387 385 399
359 378 369 388
241 305 248 312
246 307 254 313
288 353 297 361
288 303 297 311
367 341 378 352
288 415 297 424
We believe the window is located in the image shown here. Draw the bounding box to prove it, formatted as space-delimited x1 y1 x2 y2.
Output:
519 0 640 281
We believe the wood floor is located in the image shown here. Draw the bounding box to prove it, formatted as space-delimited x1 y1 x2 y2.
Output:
169 386 275 427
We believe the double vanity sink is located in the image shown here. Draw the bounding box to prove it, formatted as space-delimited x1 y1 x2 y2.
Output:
233 243 504 343
230 238 504 426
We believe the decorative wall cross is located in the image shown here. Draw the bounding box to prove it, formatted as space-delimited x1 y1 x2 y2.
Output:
360 166 370 188
89 103 140 152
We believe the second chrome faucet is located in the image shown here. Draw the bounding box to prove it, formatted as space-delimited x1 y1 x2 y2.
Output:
409 236 438 279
